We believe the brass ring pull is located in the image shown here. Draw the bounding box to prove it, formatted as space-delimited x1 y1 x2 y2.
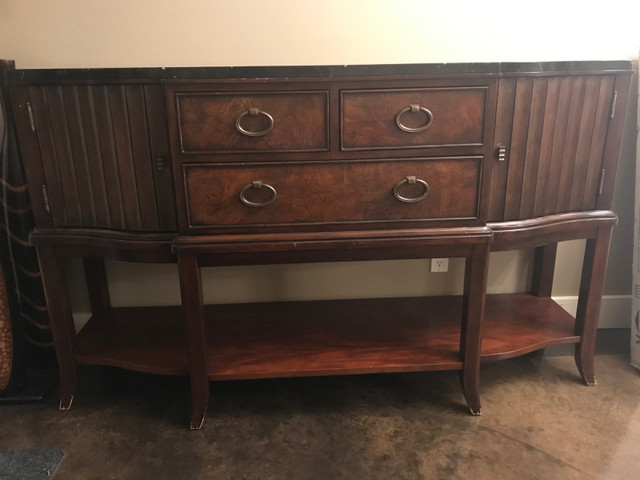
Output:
395 104 433 133
239 180 277 207
235 108 274 137
393 176 430 203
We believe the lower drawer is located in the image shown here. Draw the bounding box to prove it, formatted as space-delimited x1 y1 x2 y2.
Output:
183 157 481 232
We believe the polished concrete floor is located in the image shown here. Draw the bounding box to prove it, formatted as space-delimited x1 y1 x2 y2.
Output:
1 345 639 479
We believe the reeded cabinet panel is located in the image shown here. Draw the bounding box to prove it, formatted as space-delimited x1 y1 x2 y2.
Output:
489 74 617 222
24 84 176 232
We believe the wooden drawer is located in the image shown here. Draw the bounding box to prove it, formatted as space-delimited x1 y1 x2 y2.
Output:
184 158 481 231
175 91 329 154
341 87 487 150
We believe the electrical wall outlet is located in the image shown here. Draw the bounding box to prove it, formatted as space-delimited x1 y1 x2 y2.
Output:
430 258 449 273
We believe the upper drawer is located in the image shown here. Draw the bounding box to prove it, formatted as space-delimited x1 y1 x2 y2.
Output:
175 91 329 154
183 157 481 233
341 87 488 150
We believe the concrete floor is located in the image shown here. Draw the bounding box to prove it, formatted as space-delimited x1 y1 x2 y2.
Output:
1 350 640 479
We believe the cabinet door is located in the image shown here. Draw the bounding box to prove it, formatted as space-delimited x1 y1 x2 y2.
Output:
14 84 176 232
488 74 620 222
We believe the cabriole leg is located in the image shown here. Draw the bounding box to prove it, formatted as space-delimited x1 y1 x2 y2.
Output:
36 245 76 410
574 225 613 385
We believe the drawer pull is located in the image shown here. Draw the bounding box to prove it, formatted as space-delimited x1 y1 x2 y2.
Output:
239 180 277 207
395 104 433 133
393 176 430 203
235 108 275 137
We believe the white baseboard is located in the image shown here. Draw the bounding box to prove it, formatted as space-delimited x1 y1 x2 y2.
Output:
552 295 632 329
73 313 91 332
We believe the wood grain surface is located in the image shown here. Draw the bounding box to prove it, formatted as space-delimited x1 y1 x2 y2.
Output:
73 294 579 379
341 87 487 150
184 158 480 230
177 91 328 153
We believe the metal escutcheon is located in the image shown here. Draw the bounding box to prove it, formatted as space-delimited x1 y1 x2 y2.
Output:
393 176 430 203
239 180 277 207
496 144 507 162
235 108 275 137
395 104 433 133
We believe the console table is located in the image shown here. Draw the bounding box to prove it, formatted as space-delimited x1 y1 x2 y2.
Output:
7 61 632 429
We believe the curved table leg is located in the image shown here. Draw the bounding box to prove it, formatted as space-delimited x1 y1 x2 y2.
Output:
574 225 613 386
178 253 209 430
36 245 77 410
459 371 481 415
459 243 489 415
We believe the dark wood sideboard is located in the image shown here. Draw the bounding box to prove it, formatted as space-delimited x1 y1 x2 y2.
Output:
7 61 632 429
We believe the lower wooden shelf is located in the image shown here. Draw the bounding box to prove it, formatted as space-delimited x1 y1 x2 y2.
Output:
74 306 188 375
74 293 580 380
480 293 579 360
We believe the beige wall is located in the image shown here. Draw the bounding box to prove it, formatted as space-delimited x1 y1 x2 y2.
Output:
2 1 638 311
2 1 639 68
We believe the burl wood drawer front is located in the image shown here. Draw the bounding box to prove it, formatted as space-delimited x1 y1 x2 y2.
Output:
341 87 487 150
184 158 480 230
175 91 328 154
